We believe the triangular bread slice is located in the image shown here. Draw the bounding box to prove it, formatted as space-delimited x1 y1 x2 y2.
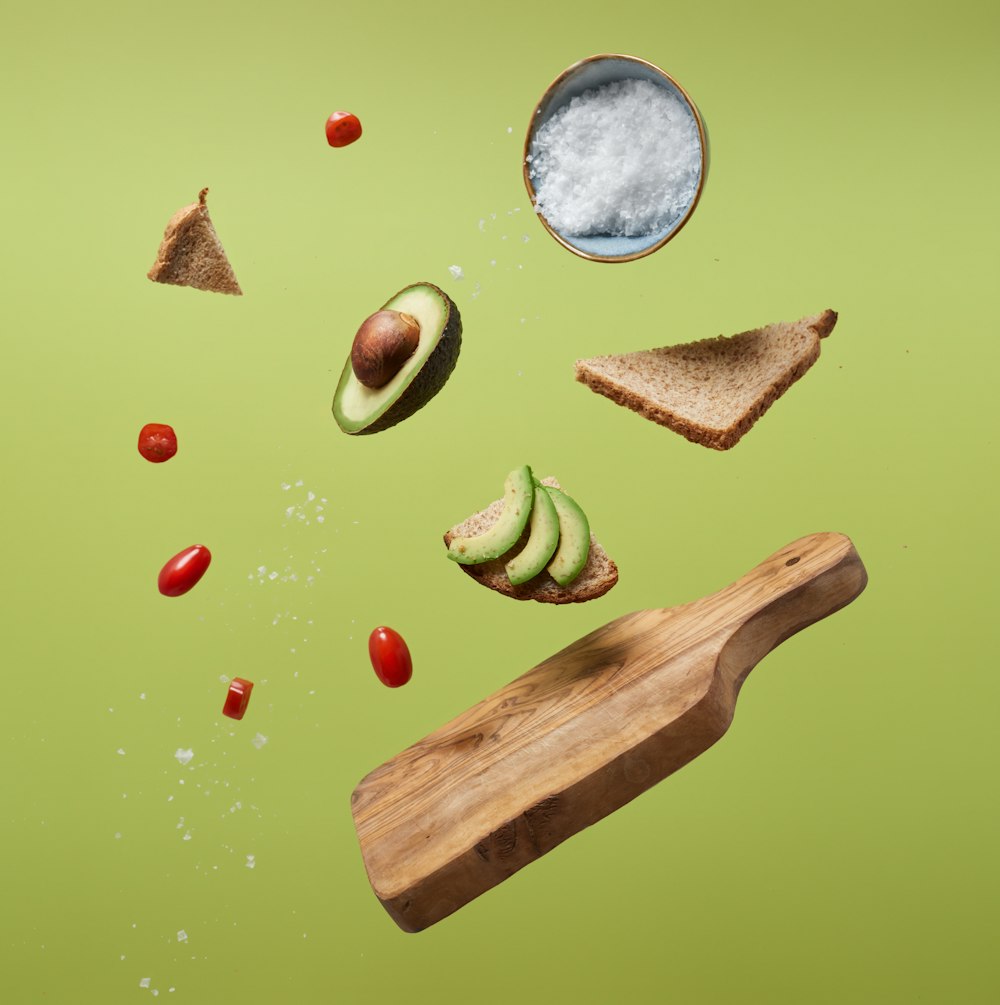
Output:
575 310 837 450
443 477 618 604
147 188 242 295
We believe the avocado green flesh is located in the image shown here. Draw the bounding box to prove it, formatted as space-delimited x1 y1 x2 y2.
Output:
505 483 560 586
447 466 534 565
333 284 459 435
544 486 591 586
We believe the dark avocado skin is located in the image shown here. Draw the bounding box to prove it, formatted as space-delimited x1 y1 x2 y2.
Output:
337 283 462 435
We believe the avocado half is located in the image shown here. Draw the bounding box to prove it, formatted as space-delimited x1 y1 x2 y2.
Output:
332 283 462 435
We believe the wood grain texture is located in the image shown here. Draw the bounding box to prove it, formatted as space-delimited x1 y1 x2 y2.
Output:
351 532 867 932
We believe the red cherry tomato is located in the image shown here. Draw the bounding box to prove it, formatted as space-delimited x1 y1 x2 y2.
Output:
325 111 362 148
158 544 212 597
138 423 177 463
368 626 412 688
222 677 254 720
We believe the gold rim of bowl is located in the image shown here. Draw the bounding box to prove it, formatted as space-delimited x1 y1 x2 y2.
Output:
522 53 708 264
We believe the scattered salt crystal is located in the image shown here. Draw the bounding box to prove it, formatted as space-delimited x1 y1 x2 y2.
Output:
316 515 325 523
506 126 513 134
295 479 303 487
528 78 700 237
152 992 159 998
478 219 485 231
252 733 268 750
281 483 291 491
177 929 188 943
139 693 146 700
219 674 229 683
115 832 122 839
489 259 497 267
268 571 278 581
307 492 315 502
116 748 126 756
174 748 194 766
521 234 530 242
140 978 151 988
246 854 256 869
448 265 464 280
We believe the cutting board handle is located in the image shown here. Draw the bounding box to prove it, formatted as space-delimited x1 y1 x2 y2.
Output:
713 532 868 692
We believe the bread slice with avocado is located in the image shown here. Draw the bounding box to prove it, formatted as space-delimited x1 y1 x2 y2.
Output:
574 310 837 450
443 474 618 604
147 188 242 295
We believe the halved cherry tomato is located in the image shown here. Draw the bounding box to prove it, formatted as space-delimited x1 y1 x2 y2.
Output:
325 111 362 148
158 544 212 597
138 423 177 463
222 677 254 720
368 626 412 688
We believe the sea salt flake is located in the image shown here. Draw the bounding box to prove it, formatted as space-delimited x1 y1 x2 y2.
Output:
174 748 194 766
177 929 188 943
246 854 256 869
448 265 464 280
117 748 126 756
140 978 151 988
252 733 268 750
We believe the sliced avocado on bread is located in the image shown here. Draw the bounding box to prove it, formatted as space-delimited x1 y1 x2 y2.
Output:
443 468 616 604
333 283 461 435
504 482 560 586
447 466 534 565
544 485 591 587
575 310 837 450
147 188 242 295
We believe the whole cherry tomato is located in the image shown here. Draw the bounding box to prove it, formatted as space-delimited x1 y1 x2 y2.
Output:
368 626 412 688
325 111 362 148
158 544 212 597
138 423 177 463
222 677 254 720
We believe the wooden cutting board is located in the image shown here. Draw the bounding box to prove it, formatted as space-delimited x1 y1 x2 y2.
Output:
351 532 867 932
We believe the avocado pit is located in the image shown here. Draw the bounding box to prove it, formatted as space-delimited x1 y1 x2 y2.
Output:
351 310 421 389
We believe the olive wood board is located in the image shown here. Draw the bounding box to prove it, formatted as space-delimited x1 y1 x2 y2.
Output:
351 532 867 932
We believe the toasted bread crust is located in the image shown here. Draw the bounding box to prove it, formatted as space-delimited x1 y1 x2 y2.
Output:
575 310 837 450
443 477 618 604
147 188 242 295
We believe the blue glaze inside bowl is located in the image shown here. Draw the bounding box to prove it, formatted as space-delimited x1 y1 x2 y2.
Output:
527 56 708 261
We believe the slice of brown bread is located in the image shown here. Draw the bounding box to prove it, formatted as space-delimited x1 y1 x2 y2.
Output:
574 310 837 450
443 477 618 604
147 188 242 295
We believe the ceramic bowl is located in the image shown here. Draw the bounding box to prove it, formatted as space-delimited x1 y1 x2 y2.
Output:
523 54 709 263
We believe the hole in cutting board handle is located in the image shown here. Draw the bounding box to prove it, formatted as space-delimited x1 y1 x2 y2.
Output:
785 556 800 566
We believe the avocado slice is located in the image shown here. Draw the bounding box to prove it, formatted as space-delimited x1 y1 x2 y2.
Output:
505 481 560 586
446 466 534 565
544 486 591 586
332 283 462 435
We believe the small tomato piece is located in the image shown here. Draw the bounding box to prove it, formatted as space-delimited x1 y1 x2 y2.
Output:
325 111 362 148
223 677 254 720
138 423 178 463
368 626 412 688
158 544 212 597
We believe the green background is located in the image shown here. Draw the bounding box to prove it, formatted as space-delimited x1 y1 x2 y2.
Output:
2 0 997 1001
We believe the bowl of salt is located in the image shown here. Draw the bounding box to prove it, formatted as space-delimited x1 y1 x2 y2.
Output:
523 54 708 263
